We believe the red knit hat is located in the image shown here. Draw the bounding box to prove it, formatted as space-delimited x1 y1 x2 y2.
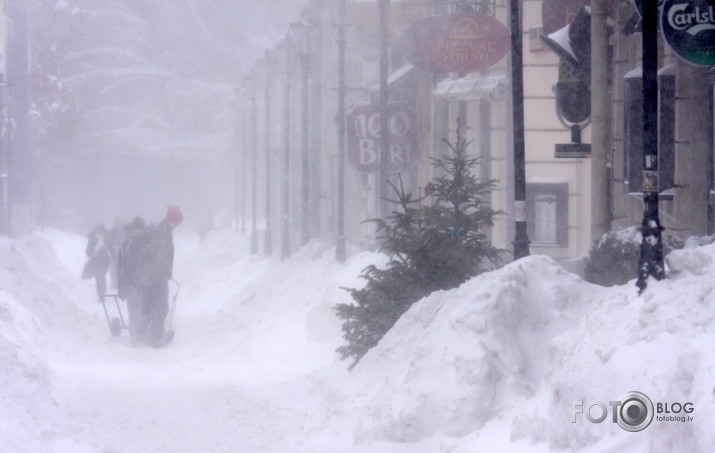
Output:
165 205 183 227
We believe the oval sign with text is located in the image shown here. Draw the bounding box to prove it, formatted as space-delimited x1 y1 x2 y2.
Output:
661 0 715 66
404 13 509 73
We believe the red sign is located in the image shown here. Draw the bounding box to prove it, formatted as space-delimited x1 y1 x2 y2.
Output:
346 103 419 173
404 13 509 73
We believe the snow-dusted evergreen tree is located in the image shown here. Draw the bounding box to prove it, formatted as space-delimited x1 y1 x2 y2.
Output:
336 137 501 367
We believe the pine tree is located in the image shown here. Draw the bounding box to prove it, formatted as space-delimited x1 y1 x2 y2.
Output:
335 137 501 367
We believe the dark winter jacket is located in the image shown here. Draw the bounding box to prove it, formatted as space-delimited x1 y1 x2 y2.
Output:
105 223 125 258
131 220 175 287
85 234 110 275
117 236 137 298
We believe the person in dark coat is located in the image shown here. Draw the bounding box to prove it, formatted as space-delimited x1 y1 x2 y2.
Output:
85 224 111 300
117 216 146 344
135 205 183 346
106 217 125 291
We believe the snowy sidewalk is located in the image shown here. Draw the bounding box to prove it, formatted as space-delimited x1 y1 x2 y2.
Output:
3 228 715 452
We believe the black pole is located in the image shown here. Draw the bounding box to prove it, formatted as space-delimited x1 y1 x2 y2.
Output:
0 88 8 235
234 88 240 231
264 53 273 256
282 36 292 259
241 88 247 234
336 0 347 263
635 0 664 293
250 69 259 254
378 0 390 220
300 53 311 246
510 0 530 259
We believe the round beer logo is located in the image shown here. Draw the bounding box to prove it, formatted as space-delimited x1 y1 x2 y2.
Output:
661 0 715 66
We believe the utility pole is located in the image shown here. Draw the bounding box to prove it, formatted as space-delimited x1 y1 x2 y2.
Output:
240 87 247 234
591 0 610 239
263 52 274 256
635 0 664 293
301 51 310 246
250 68 259 255
336 0 347 263
291 11 314 247
378 0 390 220
510 0 530 259
0 81 9 236
234 88 240 231
282 35 292 259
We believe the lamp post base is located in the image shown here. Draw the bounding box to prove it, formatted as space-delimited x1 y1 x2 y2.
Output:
513 221 531 260
636 222 665 294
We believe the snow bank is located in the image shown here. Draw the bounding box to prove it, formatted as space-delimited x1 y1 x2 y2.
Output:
352 255 597 443
516 246 715 452
3 226 714 452
0 229 101 341
350 246 715 451
0 230 108 452
0 289 53 453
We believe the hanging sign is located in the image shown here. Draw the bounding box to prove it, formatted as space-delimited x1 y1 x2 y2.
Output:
346 103 419 173
661 0 715 66
404 13 509 73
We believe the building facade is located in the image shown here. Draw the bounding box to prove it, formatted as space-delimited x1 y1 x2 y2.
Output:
246 0 713 263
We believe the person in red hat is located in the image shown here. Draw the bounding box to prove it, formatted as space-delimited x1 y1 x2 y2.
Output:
133 205 183 346
117 216 147 344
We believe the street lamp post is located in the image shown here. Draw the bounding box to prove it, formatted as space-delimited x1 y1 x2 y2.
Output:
378 0 390 220
635 0 664 293
263 51 276 256
291 10 316 247
510 0 530 260
0 81 9 236
234 87 243 233
336 0 347 263
281 34 292 259
240 87 247 234
248 67 259 254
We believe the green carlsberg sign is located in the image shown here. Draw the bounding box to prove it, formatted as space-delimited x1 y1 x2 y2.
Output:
661 0 715 66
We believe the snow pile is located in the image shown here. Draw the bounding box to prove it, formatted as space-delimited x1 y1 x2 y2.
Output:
514 245 715 452
0 289 53 453
0 230 100 341
350 246 715 451
351 255 596 443
3 226 714 452
0 230 101 452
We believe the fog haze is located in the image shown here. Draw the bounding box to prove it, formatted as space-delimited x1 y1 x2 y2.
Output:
29 0 305 231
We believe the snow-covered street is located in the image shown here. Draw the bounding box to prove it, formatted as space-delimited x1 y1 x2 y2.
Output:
2 228 715 452
2 229 362 452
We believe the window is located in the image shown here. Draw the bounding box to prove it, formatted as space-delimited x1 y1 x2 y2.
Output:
526 180 569 247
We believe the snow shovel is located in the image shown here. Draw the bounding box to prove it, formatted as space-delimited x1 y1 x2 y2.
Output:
100 294 127 337
161 279 180 345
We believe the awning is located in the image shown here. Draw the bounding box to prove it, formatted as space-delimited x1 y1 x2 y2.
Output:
433 74 509 102
369 64 416 91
